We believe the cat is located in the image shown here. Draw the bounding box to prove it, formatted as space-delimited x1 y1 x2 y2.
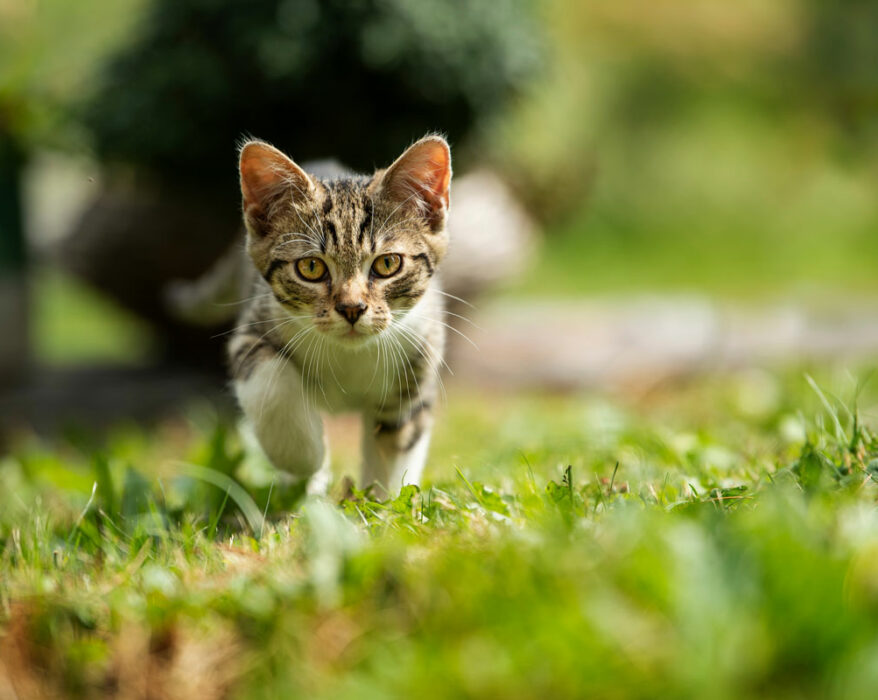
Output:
228 135 452 497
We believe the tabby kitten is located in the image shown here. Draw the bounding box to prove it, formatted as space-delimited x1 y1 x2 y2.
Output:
229 135 452 496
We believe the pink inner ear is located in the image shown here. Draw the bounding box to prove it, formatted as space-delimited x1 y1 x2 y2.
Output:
240 149 282 214
412 143 451 208
386 139 452 215
239 143 309 216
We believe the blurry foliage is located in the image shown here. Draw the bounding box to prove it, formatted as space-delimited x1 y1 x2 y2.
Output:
34 269 154 366
0 0 145 149
482 0 878 299
495 0 878 224
796 0 878 150
82 0 542 185
4 0 878 302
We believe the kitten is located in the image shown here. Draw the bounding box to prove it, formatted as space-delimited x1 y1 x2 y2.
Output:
228 135 451 497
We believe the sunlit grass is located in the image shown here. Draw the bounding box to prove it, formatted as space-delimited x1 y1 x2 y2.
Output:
3 369 878 697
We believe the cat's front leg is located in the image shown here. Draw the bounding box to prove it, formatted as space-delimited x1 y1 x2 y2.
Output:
230 334 329 492
361 401 434 497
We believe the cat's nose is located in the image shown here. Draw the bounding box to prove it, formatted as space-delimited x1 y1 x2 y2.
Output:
335 301 367 325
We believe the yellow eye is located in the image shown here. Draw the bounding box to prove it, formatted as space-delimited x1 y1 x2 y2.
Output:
295 257 327 282
371 253 402 278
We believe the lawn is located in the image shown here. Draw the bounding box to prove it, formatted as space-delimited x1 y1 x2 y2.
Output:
4 368 878 698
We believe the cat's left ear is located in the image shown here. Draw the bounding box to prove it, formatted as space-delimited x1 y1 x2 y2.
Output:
377 135 452 232
239 140 313 229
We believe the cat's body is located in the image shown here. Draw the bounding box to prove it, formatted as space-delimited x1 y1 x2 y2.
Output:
228 136 452 496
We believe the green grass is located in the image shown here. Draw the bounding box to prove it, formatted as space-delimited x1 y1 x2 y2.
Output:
4 369 878 697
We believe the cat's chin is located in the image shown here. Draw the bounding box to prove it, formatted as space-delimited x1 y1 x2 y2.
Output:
324 327 381 348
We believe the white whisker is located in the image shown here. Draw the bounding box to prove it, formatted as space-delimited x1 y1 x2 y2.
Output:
216 314 309 339
435 289 476 310
390 322 449 405
216 292 275 307
408 314 478 349
442 309 481 329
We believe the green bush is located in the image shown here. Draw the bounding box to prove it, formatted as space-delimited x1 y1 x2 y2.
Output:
82 0 542 184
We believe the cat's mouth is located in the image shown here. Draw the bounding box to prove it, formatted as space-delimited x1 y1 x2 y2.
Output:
344 327 363 339
312 315 388 344
324 324 381 345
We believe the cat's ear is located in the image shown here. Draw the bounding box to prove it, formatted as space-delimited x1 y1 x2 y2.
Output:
378 135 452 232
239 140 312 226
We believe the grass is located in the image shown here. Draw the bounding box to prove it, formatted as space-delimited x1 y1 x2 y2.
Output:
4 368 878 697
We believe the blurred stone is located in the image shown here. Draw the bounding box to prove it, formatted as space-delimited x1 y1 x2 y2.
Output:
450 296 878 393
442 170 537 300
22 151 103 251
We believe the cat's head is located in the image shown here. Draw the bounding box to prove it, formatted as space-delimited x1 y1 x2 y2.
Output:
239 135 451 345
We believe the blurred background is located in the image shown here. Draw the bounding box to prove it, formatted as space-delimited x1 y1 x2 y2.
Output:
1 0 878 434
6 4 878 694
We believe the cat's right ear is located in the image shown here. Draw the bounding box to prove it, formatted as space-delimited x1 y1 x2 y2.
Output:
239 141 312 231
377 135 452 233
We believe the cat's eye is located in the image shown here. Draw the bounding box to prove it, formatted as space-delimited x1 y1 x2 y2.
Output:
371 254 403 278
295 257 328 282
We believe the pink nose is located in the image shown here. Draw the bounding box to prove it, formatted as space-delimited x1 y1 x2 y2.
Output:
335 302 367 325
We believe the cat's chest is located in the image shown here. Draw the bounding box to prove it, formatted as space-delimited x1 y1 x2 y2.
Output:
294 341 408 413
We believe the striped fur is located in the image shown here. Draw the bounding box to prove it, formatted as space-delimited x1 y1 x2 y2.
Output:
229 136 452 496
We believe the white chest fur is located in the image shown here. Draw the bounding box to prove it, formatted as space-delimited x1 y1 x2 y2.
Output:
274 297 439 416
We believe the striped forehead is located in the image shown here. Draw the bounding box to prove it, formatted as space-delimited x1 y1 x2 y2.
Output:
319 179 375 266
